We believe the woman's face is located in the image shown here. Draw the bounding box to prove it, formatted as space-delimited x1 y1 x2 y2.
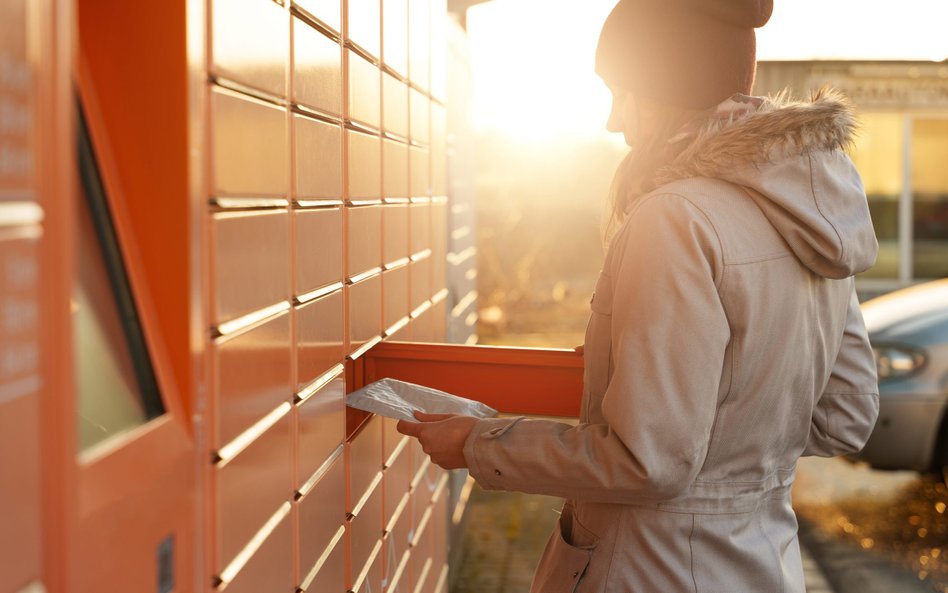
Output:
606 88 639 147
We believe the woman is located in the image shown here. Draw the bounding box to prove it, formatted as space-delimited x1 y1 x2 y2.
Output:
398 0 880 591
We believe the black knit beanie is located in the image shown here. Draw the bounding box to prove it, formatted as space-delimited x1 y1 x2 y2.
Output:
596 0 774 109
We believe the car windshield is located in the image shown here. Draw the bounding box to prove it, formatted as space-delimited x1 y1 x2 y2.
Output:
862 279 948 333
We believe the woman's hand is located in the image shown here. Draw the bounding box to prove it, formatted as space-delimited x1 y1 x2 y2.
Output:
396 411 478 470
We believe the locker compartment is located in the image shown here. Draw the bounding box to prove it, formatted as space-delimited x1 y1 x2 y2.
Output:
383 436 412 522
409 545 434 593
211 86 288 198
347 0 381 59
347 205 382 278
347 50 381 129
432 145 446 196
409 203 430 256
411 306 435 343
408 0 430 90
430 298 447 343
294 207 343 295
350 484 384 591
349 414 383 509
383 203 410 264
383 75 409 139
349 274 382 356
383 140 410 200
217 415 291 569
431 201 447 258
215 312 291 448
383 0 408 77
430 486 449 567
430 0 448 102
219 508 292 593
383 266 410 335
409 89 429 145
383 531 412 593
410 257 432 310
410 146 430 199
300 529 345 593
353 538 384 593
294 115 343 199
347 130 381 200
296 371 345 483
295 0 341 34
296 291 344 389
298 453 346 575
293 17 342 116
212 210 290 324
210 0 288 98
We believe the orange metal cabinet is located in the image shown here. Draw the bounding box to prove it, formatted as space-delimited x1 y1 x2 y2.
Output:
383 75 410 139
296 291 345 389
296 374 345 484
383 203 410 263
299 532 345 593
410 146 431 199
383 140 410 200
210 0 288 99
210 87 288 198
216 415 292 569
211 210 290 324
218 509 293 593
383 265 410 334
214 313 292 448
294 116 343 200
383 0 409 77
348 205 382 278
295 0 341 35
349 274 383 356
410 89 430 145
294 208 343 295
348 0 381 59
348 50 381 130
348 130 382 200
293 17 342 116
297 452 346 582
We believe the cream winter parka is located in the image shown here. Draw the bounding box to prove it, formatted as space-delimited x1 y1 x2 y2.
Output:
462 90 881 593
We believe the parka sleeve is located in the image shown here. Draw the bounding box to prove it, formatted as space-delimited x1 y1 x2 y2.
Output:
462 194 729 504
803 286 880 457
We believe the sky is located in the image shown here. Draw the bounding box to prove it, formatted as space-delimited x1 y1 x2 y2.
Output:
465 0 948 140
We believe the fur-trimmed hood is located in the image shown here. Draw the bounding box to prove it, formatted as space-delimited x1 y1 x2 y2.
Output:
656 89 878 279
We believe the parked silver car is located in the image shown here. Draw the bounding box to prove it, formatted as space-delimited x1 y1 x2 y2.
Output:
853 279 948 471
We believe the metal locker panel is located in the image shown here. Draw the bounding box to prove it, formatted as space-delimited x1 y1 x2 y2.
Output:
347 50 381 129
353 543 384 593
383 74 409 139
430 298 447 343
431 201 447 261
219 508 293 593
210 0 288 98
383 0 409 77
215 312 292 448
347 205 382 279
349 415 383 509
383 203 409 264
430 487 449 568
297 454 346 578
347 0 381 59
430 0 448 102
216 415 292 570
212 209 290 324
383 531 412 593
294 115 343 199
295 0 341 34
296 291 344 390
383 439 412 525
411 306 436 343
409 530 434 593
293 17 343 116
210 86 288 198
294 207 343 295
431 104 447 195
409 203 430 256
383 266 410 334
409 89 429 145
347 130 381 200
383 140 409 200
410 146 430 199
410 257 432 309
408 0 430 91
349 274 382 356
297 372 345 484
300 529 345 592
350 484 383 591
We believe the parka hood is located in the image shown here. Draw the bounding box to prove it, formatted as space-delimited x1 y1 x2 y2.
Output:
655 89 878 279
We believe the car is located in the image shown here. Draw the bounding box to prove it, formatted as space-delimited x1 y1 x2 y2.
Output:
851 279 948 472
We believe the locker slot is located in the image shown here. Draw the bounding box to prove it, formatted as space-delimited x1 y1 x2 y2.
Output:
348 274 382 357
296 287 344 386
383 74 409 139
294 115 343 200
211 0 288 98
347 205 382 279
347 50 381 129
297 452 346 580
347 129 381 201
217 503 292 593
296 371 344 483
293 17 342 116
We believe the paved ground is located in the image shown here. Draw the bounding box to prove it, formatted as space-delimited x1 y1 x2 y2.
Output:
451 485 836 593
